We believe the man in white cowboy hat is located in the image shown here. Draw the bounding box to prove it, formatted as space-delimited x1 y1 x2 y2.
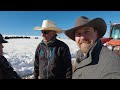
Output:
33 20 72 79
64 16 120 79
0 33 21 79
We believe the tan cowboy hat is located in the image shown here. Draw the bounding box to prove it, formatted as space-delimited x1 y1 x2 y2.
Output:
0 34 8 43
65 16 107 41
34 20 63 34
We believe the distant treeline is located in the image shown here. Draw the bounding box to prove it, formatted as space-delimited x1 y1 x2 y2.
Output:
5 36 30 39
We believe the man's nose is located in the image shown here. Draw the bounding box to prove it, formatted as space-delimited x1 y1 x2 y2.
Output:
42 33 46 37
2 44 4 48
0 44 4 49
80 34 86 40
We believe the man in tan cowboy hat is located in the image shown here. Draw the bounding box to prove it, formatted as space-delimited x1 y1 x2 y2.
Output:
33 20 72 79
64 16 120 79
0 33 21 79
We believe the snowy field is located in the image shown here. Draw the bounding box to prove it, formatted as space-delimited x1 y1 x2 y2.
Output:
3 36 79 77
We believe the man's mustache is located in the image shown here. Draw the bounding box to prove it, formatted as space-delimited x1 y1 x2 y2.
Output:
79 40 91 44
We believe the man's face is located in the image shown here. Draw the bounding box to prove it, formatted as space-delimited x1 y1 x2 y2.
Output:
0 43 4 56
41 30 56 42
75 26 98 54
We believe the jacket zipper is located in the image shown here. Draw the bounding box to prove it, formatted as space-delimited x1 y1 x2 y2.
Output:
47 48 52 79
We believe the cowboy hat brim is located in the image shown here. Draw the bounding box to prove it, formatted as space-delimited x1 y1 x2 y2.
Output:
34 27 63 34
65 18 107 41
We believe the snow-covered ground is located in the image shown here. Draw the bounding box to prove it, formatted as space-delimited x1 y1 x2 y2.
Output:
3 36 79 77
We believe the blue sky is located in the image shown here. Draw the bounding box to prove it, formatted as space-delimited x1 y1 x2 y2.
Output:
1 11 120 38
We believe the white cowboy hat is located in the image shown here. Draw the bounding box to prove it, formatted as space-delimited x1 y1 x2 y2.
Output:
65 16 107 41
34 20 63 34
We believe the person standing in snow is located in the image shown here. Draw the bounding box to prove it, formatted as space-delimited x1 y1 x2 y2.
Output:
33 20 72 79
0 33 21 79
64 16 120 79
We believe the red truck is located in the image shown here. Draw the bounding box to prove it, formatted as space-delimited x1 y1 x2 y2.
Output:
101 22 120 56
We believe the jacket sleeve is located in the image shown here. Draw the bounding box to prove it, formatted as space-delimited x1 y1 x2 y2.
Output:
102 73 120 79
101 54 120 79
62 45 72 79
0 56 21 79
33 45 40 79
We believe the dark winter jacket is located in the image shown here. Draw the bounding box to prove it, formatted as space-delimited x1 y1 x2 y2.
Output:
72 39 120 79
34 37 72 79
0 56 21 79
